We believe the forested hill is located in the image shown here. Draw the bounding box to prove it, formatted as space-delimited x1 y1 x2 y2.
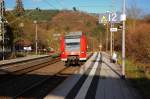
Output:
6 9 104 51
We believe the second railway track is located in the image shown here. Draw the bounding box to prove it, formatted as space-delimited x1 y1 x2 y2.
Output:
0 56 60 85
14 66 80 98
0 60 82 99
0 53 92 99
0 56 60 75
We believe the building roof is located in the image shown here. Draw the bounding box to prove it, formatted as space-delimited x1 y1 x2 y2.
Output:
15 39 32 47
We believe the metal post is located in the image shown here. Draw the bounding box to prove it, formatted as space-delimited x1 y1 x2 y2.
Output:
122 0 126 79
111 0 115 56
1 0 5 60
34 20 38 55
106 23 109 52
19 22 24 53
35 22 38 55
112 24 115 52
110 22 113 56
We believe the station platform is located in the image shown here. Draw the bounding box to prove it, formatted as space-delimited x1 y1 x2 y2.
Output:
44 52 141 99
0 55 49 66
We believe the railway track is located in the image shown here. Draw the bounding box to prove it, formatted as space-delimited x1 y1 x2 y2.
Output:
0 55 51 67
14 66 78 98
0 56 60 74
0 60 65 99
12 57 60 75
14 54 93 98
0 53 92 99
0 56 60 84
0 61 82 99
0 53 92 75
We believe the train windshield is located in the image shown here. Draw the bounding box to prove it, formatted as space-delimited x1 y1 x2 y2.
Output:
65 38 80 51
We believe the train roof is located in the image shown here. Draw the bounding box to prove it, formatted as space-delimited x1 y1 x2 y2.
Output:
65 31 83 39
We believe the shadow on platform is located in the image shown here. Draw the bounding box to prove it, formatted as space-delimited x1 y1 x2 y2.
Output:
0 63 149 99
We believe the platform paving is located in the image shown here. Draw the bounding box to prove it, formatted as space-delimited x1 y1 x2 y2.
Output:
0 55 49 74
44 52 141 99
0 55 49 66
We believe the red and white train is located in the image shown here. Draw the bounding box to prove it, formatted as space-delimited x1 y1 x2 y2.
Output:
60 32 87 65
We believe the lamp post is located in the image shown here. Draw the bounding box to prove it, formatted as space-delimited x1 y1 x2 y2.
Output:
106 11 110 52
19 23 24 36
110 21 113 56
107 11 113 56
20 23 24 29
34 20 38 55
121 0 126 79
106 11 112 55
19 22 24 52
106 22 109 52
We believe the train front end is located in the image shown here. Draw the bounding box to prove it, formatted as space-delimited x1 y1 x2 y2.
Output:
60 32 87 65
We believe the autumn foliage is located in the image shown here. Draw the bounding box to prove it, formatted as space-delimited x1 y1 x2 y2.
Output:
6 10 103 52
126 19 150 63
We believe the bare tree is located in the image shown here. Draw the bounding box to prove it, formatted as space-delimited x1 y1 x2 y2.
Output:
127 0 142 32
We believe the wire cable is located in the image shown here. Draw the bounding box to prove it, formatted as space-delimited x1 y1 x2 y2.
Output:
54 0 65 9
42 0 58 9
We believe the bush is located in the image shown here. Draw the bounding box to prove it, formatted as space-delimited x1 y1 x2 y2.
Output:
15 52 26 57
51 54 60 58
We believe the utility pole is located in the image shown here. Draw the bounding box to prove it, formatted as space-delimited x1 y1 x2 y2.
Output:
34 20 38 55
110 22 113 56
0 0 5 60
15 0 24 16
110 0 115 56
106 22 109 52
112 24 115 52
121 0 126 79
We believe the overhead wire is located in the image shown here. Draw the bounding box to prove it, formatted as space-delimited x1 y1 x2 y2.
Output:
54 0 65 9
42 0 58 9
5 0 59 25
77 4 112 9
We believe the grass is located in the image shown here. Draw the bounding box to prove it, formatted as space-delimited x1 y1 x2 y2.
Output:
118 54 150 99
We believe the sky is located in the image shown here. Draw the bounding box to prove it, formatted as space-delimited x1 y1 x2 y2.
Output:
5 0 150 14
